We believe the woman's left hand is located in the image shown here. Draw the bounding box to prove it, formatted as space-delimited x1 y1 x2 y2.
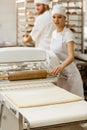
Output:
50 64 64 75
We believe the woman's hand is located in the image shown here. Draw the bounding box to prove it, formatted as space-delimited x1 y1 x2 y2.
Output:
50 64 64 75
50 41 74 76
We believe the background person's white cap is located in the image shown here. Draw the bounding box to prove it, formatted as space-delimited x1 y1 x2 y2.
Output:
34 0 50 6
52 4 66 17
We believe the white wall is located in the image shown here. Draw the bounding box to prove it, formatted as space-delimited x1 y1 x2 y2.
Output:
0 0 16 45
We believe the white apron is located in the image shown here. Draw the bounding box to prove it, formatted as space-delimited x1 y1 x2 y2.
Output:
50 29 84 97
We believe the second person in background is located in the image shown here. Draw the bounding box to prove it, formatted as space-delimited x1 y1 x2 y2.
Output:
23 0 54 50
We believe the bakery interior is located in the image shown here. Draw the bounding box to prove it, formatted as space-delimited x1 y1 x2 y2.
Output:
0 0 87 130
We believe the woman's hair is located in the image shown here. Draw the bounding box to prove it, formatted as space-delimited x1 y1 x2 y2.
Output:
66 24 76 33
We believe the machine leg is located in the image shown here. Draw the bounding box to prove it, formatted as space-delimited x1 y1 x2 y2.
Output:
0 104 19 130
0 103 4 128
19 113 23 130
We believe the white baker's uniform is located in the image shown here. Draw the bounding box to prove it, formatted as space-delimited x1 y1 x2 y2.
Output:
50 27 84 97
30 10 55 50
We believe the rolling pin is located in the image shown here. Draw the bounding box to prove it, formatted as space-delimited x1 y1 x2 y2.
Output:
0 70 49 81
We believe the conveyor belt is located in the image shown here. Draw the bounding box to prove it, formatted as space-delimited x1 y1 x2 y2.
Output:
2 83 82 108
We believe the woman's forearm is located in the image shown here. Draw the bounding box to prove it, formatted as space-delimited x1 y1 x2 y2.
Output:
61 56 74 69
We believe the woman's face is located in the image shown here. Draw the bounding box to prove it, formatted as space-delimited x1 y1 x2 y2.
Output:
52 14 66 28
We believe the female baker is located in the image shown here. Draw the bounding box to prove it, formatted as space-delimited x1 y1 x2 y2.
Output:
50 4 84 97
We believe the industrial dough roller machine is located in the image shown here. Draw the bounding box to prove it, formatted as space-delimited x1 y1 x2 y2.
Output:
0 47 87 130
0 47 59 81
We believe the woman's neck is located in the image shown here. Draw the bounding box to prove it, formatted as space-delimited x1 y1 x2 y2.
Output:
56 25 65 32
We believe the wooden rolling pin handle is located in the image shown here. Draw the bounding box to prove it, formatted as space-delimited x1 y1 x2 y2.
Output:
47 71 52 76
0 74 8 79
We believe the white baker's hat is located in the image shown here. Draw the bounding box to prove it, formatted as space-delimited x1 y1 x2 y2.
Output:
52 4 66 17
34 0 50 6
